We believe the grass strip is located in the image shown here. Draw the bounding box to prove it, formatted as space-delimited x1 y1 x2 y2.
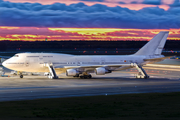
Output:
0 92 180 120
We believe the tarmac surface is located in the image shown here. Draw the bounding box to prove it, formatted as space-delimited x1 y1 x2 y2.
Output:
0 64 180 102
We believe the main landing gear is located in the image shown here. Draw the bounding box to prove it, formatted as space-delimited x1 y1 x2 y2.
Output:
19 72 23 78
73 74 92 79
80 74 92 79
73 73 92 79
134 63 149 79
20 74 23 78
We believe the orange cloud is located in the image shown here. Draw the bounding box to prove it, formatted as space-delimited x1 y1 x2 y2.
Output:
0 26 20 30
0 26 180 41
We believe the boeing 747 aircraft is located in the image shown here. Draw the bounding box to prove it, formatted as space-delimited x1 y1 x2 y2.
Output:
2 31 170 79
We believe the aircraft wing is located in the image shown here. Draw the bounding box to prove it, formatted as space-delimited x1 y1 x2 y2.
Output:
54 64 134 69
54 63 136 75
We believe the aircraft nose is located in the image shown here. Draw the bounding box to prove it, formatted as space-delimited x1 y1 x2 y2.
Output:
2 60 7 67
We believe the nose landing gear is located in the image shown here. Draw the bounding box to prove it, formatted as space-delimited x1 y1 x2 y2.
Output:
19 72 23 78
20 74 23 78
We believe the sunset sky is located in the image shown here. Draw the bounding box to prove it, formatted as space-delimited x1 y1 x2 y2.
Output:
0 0 180 41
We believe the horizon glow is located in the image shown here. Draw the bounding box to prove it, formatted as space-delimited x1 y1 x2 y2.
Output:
0 27 180 41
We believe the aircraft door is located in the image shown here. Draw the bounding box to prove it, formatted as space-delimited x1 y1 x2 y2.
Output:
39 54 44 64
25 60 29 67
101 57 105 65
76 58 81 66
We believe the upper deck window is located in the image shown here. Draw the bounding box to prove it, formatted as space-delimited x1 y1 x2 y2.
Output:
27 56 39 57
43 56 53 57
14 55 19 57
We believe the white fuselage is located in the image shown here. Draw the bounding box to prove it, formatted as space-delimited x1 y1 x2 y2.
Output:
1 31 169 79
2 53 163 74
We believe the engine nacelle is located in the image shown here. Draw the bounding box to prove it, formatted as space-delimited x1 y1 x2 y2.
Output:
66 69 78 76
95 68 112 75
95 68 105 75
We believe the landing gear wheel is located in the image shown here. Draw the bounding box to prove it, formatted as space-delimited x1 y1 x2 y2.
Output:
80 76 84 79
87 75 92 79
80 75 92 79
20 75 23 78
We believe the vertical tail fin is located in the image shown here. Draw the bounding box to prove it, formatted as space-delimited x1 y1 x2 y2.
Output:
134 31 169 55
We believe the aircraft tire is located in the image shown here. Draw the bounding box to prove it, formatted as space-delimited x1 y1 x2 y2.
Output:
87 75 92 79
80 76 84 79
80 75 92 79
20 75 23 78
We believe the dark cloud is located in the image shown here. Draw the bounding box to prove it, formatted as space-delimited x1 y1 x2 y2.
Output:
170 0 180 7
142 0 162 5
0 0 179 29
139 7 166 15
129 0 162 5
118 2 126 4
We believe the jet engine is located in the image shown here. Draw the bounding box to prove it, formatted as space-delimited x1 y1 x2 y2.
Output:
95 68 111 75
66 69 79 76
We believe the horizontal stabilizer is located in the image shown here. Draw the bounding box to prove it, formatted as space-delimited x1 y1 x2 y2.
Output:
144 56 174 62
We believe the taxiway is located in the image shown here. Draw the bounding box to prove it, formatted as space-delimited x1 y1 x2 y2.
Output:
0 64 180 102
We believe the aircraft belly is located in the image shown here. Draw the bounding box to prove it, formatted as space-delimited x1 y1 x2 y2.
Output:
12 63 48 72
116 66 133 71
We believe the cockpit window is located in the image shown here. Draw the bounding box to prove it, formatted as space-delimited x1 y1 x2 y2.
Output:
14 55 19 57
